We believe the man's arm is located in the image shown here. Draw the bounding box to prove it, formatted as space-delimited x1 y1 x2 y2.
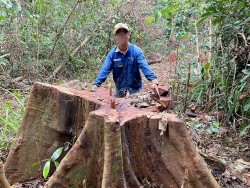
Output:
92 52 113 87
136 50 158 82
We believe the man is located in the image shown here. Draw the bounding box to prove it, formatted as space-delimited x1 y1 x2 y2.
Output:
92 23 158 97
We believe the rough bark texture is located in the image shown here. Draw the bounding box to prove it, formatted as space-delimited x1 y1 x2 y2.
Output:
5 83 220 188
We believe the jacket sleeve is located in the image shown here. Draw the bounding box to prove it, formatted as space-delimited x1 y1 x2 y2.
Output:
93 52 113 86
136 50 157 81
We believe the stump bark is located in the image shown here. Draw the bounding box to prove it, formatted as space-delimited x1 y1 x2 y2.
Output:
4 83 220 188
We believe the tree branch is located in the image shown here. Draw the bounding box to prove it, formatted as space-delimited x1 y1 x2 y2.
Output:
47 0 82 60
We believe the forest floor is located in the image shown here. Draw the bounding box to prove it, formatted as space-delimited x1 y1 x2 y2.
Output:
0 60 249 188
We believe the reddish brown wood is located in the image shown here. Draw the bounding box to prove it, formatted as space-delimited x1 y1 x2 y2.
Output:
4 83 220 188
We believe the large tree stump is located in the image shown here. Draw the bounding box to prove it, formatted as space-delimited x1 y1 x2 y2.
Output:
4 83 220 188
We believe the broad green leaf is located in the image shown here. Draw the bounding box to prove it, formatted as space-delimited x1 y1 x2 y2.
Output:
43 161 50 179
51 147 63 161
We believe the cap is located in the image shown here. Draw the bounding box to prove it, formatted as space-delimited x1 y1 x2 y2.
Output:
113 23 129 35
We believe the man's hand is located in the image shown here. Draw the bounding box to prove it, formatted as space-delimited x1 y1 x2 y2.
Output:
151 79 160 99
151 79 159 89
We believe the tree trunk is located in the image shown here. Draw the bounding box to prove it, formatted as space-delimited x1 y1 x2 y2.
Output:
4 83 220 188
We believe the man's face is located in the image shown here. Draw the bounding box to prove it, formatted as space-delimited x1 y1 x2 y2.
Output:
114 29 130 46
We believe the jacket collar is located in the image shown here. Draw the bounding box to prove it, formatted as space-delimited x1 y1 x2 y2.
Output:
115 43 131 55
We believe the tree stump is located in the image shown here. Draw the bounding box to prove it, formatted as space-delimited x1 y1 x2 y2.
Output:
4 83 220 188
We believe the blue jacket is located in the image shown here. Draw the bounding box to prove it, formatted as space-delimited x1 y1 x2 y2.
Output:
93 43 157 91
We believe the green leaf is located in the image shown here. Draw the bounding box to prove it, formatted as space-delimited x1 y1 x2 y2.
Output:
206 128 212 133
240 125 250 137
211 127 220 134
64 145 69 151
154 11 162 22
240 74 250 83
55 80 64 86
54 161 60 169
201 12 212 18
1 0 8 4
236 2 246 8
243 103 250 112
194 123 205 128
146 16 154 25
197 17 208 25
6 3 13 9
43 161 50 179
242 69 250 75
212 121 219 128
14 2 22 12
161 7 170 16
29 162 38 173
213 17 223 24
220 158 226 165
0 61 9 66
51 147 63 161
207 7 217 13
111 0 122 5
204 62 210 71
0 12 7 21
0 53 10 59
0 14 5 21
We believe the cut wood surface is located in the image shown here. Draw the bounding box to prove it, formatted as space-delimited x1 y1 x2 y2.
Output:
4 83 220 188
